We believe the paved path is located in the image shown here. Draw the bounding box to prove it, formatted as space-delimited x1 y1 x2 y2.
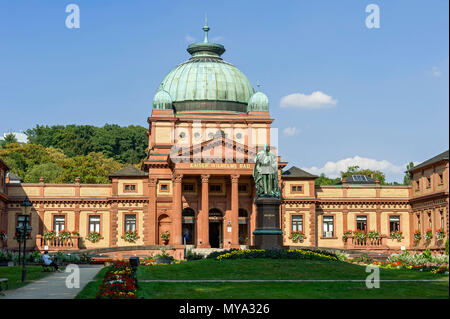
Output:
140 279 449 283
0 265 103 299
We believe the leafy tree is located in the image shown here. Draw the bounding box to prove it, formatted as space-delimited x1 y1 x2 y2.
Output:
26 124 148 164
403 162 414 185
57 152 124 184
25 162 63 183
340 165 387 185
315 173 341 185
0 133 18 146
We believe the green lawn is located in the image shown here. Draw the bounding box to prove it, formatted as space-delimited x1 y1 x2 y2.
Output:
76 258 449 299
74 266 109 299
0 266 54 291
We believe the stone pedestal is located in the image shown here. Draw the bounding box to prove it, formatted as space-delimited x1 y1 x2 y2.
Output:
253 197 283 249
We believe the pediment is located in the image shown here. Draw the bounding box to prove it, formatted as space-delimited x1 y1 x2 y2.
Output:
170 136 258 164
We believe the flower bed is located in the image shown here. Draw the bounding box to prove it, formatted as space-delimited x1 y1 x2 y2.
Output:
96 261 137 299
371 261 449 274
215 249 338 262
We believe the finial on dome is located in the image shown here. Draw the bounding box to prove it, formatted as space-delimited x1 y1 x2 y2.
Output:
203 14 210 43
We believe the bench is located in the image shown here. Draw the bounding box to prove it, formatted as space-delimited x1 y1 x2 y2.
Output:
0 278 8 291
41 263 55 272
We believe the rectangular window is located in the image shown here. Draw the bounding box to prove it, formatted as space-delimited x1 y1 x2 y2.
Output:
124 214 136 232
440 211 444 228
89 215 101 233
16 215 30 235
415 180 420 191
428 213 432 228
356 216 367 231
292 215 303 232
160 184 169 192
209 184 222 192
53 215 65 233
183 184 194 192
238 184 247 192
417 214 421 230
389 216 400 233
291 185 303 193
323 216 334 237
124 184 136 192
426 177 431 188
438 173 443 185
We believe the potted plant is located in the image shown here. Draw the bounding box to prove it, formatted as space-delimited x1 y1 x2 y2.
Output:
342 230 352 242
289 231 306 243
161 231 170 245
57 230 72 241
353 230 367 244
43 230 56 242
390 231 403 242
425 228 433 242
435 228 445 242
86 231 103 243
154 248 174 264
413 230 421 243
122 230 139 243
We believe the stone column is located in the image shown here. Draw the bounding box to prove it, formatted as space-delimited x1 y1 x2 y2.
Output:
144 177 157 245
110 203 119 247
172 173 183 246
231 174 240 248
198 174 210 248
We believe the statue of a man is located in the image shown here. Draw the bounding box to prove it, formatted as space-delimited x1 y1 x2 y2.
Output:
253 144 280 198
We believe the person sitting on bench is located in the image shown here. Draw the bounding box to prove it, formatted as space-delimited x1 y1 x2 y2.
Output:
42 251 62 272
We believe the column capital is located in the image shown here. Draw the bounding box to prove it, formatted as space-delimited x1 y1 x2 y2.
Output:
201 174 210 183
231 174 240 183
172 174 183 183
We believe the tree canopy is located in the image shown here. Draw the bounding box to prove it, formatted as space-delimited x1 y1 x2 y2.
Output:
340 165 387 184
0 123 148 184
25 124 148 164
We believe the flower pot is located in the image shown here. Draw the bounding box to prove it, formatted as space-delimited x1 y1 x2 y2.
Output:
162 239 169 245
155 258 172 264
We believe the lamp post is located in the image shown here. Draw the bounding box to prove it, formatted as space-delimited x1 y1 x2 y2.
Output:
19 196 32 282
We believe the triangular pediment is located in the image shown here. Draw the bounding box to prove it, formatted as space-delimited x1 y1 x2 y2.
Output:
170 136 259 164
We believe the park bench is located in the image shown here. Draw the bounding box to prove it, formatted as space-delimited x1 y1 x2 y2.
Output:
0 278 8 291
41 262 55 272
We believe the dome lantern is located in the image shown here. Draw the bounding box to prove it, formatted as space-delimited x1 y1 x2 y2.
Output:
155 21 255 113
152 89 172 110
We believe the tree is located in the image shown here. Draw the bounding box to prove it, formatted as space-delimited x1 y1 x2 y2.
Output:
0 133 18 146
57 152 124 184
315 173 341 185
340 165 387 184
403 162 414 185
25 163 63 183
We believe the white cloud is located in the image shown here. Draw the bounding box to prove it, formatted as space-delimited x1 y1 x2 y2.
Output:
301 155 415 179
185 34 196 43
280 91 337 109
283 127 299 136
432 66 441 77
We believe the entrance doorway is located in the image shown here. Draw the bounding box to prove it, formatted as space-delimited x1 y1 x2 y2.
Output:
209 209 223 248
182 208 196 245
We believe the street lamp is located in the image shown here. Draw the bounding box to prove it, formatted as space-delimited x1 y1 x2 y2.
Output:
18 196 32 282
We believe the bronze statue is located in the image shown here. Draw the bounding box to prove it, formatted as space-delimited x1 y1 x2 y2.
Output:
253 144 280 198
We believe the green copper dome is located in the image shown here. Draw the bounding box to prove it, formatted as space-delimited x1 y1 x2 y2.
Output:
152 90 172 110
248 91 269 112
156 22 255 113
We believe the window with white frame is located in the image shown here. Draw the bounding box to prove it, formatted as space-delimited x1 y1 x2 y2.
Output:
53 215 65 233
89 215 101 233
124 214 136 232
323 216 334 237
292 215 303 232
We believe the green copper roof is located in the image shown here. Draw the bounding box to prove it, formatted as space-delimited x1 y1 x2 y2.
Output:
155 22 255 113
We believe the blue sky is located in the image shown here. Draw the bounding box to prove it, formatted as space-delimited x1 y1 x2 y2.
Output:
0 0 448 182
